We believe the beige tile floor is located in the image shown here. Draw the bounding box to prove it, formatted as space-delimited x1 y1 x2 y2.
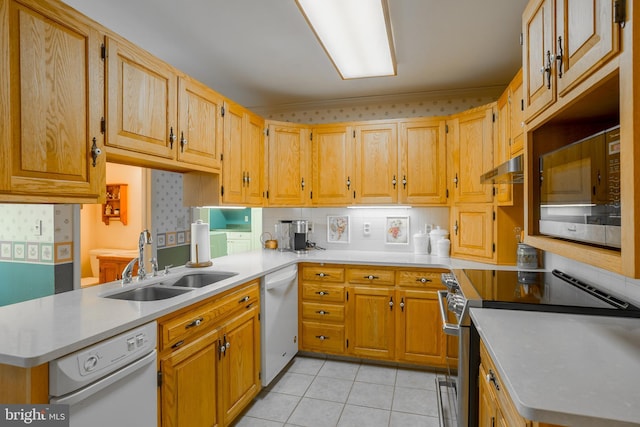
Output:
231 356 457 427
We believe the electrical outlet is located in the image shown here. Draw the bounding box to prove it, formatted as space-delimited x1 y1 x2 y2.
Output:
244 215 249 222
363 222 371 236
307 222 314 233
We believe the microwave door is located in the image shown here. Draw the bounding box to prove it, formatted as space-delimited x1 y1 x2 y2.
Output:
540 133 607 206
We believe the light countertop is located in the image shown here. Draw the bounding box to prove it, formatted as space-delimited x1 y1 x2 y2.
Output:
471 308 640 427
0 249 488 367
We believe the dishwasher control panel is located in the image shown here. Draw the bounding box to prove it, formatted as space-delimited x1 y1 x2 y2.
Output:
49 322 157 396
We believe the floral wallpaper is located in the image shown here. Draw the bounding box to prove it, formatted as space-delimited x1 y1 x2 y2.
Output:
151 170 192 248
0 204 73 264
260 90 499 124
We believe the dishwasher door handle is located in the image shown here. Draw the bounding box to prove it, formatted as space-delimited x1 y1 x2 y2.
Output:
50 350 157 406
265 268 298 291
437 290 460 336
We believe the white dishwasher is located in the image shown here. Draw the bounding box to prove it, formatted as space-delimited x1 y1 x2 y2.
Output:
261 264 298 386
49 322 157 427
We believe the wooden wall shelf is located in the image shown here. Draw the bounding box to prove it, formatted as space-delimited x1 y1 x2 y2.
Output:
102 184 128 225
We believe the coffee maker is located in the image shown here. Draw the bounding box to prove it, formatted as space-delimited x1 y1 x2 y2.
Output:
290 220 308 253
275 220 308 253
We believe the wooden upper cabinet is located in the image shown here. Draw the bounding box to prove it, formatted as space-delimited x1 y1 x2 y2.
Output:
176 76 223 170
509 70 524 157
105 35 177 159
265 121 310 206
451 204 494 260
0 0 105 202
221 101 264 206
354 122 398 204
555 0 620 97
398 118 448 205
449 104 495 204
523 0 621 122
523 0 556 123
311 124 353 206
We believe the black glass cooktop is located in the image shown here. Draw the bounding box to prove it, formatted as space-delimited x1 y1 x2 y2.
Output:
461 269 640 316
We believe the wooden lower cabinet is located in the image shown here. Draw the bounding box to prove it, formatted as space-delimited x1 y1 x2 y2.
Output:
219 306 261 426
395 289 442 365
348 286 395 360
158 280 261 427
299 264 454 369
98 255 136 283
160 329 221 427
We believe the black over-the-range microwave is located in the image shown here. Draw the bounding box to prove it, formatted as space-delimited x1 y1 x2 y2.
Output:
539 125 621 249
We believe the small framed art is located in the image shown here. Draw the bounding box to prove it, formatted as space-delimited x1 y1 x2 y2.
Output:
386 216 409 244
327 215 350 243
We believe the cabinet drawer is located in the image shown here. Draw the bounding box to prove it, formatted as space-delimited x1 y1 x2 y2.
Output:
159 302 218 350
301 266 345 283
480 342 529 427
396 269 447 289
301 321 345 354
301 283 345 303
301 302 345 322
209 282 259 321
347 267 395 285
226 232 251 240
159 281 259 350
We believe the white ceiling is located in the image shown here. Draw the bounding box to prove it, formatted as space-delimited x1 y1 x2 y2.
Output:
62 0 529 113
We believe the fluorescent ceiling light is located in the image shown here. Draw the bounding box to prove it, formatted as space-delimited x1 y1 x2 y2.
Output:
296 0 396 79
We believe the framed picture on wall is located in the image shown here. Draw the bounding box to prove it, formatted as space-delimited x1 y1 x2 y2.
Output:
327 215 350 243
386 216 410 244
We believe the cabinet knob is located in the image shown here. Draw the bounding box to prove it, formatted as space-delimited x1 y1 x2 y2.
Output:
169 127 177 148
90 137 102 167
180 132 187 152
185 317 203 329
416 277 432 283
315 335 327 341
316 291 328 296
364 275 379 280
317 310 329 315
238 296 250 304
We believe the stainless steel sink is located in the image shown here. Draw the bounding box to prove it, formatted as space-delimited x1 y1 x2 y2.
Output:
169 272 238 288
104 285 194 301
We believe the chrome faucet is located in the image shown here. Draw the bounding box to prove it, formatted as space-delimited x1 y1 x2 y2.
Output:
121 229 153 284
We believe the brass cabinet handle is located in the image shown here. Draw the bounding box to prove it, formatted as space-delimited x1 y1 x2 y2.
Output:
90 137 102 167
180 131 187 152
169 127 176 148
556 36 564 78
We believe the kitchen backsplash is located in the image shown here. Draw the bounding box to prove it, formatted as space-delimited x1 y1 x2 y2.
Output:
262 207 449 253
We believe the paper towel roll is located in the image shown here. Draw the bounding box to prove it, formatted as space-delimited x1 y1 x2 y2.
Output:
190 220 211 264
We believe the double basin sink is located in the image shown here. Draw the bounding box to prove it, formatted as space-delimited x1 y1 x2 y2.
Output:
103 271 238 302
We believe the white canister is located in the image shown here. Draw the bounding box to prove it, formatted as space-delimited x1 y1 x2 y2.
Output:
429 226 449 250
436 238 451 257
413 231 428 254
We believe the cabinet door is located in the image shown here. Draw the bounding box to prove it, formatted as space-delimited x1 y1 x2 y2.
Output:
99 260 120 284
106 36 177 158
243 111 265 206
495 91 512 205
221 102 245 204
266 122 310 206
348 286 395 359
219 306 261 426
354 123 398 204
509 70 525 157
395 289 443 365
523 0 556 122
311 125 353 205
398 119 448 205
177 76 223 170
160 329 220 427
450 106 494 203
451 204 494 260
555 0 620 97
0 0 105 201
478 364 498 427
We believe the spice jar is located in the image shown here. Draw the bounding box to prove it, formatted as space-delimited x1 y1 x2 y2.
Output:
517 243 538 269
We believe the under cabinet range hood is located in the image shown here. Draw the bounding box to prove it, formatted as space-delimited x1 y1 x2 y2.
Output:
480 154 524 184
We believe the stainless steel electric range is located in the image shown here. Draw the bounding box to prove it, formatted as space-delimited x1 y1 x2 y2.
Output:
437 268 640 427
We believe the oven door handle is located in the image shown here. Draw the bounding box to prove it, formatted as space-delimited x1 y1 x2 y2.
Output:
437 290 460 336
